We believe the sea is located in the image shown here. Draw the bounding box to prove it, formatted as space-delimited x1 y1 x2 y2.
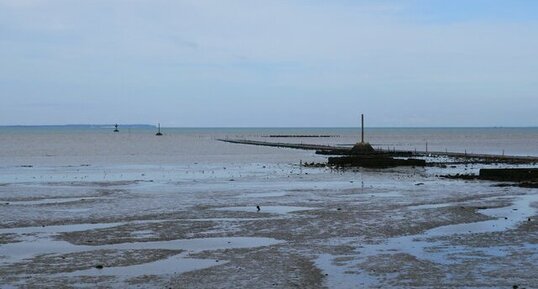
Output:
1 126 538 167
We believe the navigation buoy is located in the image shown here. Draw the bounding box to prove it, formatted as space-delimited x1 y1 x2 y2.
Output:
156 123 163 136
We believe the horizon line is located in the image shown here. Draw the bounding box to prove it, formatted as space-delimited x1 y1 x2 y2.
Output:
1 124 537 129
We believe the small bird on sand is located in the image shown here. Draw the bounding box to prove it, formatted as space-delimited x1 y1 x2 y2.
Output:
256 205 260 212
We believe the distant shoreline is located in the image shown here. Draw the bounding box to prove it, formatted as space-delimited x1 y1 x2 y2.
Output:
0 124 156 128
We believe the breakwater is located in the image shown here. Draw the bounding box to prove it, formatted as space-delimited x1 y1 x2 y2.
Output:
219 139 538 164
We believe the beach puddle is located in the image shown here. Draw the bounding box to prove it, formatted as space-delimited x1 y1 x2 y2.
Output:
61 253 222 278
1 196 110 206
55 208 92 213
407 203 455 210
315 253 377 288
1 228 283 281
1 236 283 289
314 193 538 281
426 194 536 236
0 222 126 235
359 193 538 265
367 191 402 198
0 236 282 264
214 206 317 214
240 191 287 198
129 230 155 239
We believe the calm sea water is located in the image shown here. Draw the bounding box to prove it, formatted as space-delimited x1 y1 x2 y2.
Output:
1 127 537 166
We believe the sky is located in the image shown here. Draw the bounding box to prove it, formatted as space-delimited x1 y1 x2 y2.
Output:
1 0 537 127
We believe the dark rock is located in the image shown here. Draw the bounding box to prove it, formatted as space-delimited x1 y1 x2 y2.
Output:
95 265 104 269
480 168 538 182
350 142 375 155
329 155 426 168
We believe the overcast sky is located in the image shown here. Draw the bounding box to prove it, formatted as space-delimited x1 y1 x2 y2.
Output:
1 0 537 127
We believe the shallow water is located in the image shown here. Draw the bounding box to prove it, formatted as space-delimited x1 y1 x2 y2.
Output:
214 206 317 214
357 193 537 265
1 196 109 206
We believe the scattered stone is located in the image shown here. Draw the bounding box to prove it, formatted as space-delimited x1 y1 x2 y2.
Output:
440 173 478 180
329 155 426 168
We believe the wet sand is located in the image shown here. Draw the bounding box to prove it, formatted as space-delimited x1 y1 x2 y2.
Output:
0 161 537 289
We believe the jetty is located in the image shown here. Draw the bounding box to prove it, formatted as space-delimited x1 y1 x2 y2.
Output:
219 114 538 167
221 114 426 168
218 138 337 151
219 138 538 164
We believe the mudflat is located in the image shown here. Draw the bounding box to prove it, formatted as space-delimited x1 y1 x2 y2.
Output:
1 161 536 288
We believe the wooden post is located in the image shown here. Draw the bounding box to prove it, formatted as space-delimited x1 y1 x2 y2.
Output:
361 114 364 143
